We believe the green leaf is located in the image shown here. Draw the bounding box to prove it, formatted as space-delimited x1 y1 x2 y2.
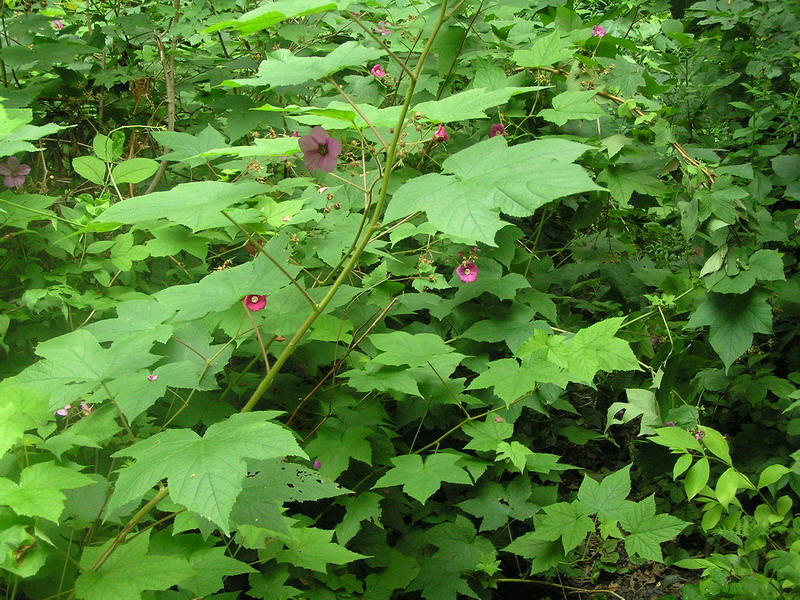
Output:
715 467 740 509
0 102 67 155
606 389 662 435
414 87 545 122
463 418 514 452
648 426 703 452
0 462 93 522
758 464 789 489
153 125 227 166
111 158 159 184
619 495 687 561
457 477 537 531
385 137 602 245
369 331 458 367
425 515 497 573
108 412 306 533
226 42 383 88
73 155 107 184
512 31 575 67
336 492 383 545
685 289 773 372
94 180 266 231
748 249 785 282
207 0 337 34
76 530 193 600
0 385 51 455
7 329 160 410
532 501 594 553
562 317 640 382
503 534 565 573
276 527 368 572
684 457 710 500
598 165 668 206
538 91 606 126
196 137 300 159
155 248 300 322
93 132 123 162
180 546 255 596
373 453 472 504
468 358 541 404
577 465 634 523
496 441 533 472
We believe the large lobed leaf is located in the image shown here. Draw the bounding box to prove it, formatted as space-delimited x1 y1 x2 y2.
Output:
384 137 603 245
108 412 306 533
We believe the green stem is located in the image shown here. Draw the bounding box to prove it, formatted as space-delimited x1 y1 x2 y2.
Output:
241 1 452 414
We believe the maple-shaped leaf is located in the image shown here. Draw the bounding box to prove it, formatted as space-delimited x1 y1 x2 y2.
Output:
276 527 369 572
336 491 384 545
7 329 160 410
369 331 459 367
457 477 538 531
685 289 773 372
619 495 688 561
0 462 94 523
108 412 305 533
538 90 606 126
384 137 602 245
532 501 594 553
426 515 497 572
373 453 472 504
463 418 514 452
180 546 255 596
577 465 636 524
0 385 50 455
76 530 193 600
503 534 566 574
563 317 641 383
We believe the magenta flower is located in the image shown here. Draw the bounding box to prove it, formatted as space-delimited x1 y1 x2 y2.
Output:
665 421 676 427
433 124 449 142
0 157 31 189
592 25 606 37
298 126 342 172
489 123 506 138
370 64 386 78
55 404 71 417
313 459 322 469
244 295 267 311
374 21 391 35
80 402 93 416
456 261 478 283
147 374 159 381
53 19 65 29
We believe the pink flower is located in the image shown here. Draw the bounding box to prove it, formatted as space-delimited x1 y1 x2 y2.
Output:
592 25 606 37
55 404 72 416
494 416 504 423
456 261 478 283
0 157 31 188
80 402 92 416
433 124 449 142
374 21 391 35
147 374 158 381
298 126 342 172
665 421 676 427
244 295 267 311
53 19 65 29
489 123 506 138
370 64 386 78
291 131 299 137
313 460 322 469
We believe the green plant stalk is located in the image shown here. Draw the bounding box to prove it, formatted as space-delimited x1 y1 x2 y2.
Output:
240 0 452 414
84 3 453 571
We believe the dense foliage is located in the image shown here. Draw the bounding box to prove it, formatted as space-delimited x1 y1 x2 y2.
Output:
1 0 799 599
